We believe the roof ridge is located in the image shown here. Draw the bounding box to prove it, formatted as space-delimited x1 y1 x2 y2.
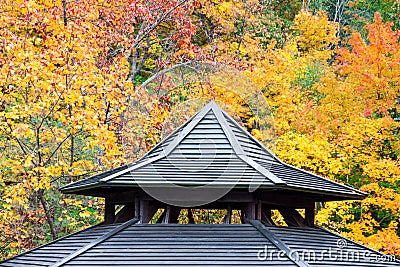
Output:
50 218 139 267
249 220 311 267
279 161 366 197
237 154 286 188
59 164 130 192
215 104 365 197
0 222 104 265
218 105 279 163
211 102 286 188
100 155 164 182
158 100 214 157
211 101 245 155
99 101 214 183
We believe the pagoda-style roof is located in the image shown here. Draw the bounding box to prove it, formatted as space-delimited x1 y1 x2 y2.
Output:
61 101 364 201
2 219 399 267
3 101 398 267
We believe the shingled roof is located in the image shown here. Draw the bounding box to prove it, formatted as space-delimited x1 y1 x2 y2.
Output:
61 101 365 201
2 220 399 267
2 101 398 267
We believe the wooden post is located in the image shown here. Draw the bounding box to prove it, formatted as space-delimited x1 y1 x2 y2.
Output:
162 206 171 224
134 197 140 219
257 200 262 221
246 202 256 221
139 200 149 224
305 206 315 227
223 205 232 224
188 209 195 224
104 196 115 224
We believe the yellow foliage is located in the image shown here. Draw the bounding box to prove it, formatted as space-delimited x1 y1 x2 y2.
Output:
293 11 338 53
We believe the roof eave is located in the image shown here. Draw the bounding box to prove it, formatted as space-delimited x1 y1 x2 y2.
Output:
61 181 365 202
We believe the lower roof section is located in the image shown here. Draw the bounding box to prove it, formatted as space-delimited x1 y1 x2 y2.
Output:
1 221 399 267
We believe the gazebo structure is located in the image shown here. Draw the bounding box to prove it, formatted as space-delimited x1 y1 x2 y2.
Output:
2 101 399 266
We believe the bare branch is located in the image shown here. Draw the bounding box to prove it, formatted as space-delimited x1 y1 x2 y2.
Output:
135 35 151 78
140 61 194 88
42 128 82 167
62 0 67 26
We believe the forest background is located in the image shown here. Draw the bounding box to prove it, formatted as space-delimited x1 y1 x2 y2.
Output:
0 0 399 260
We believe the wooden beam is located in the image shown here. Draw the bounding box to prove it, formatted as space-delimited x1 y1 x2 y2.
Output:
261 206 274 226
142 191 255 203
162 206 171 224
156 206 180 224
278 208 305 227
156 208 166 223
148 202 159 223
259 192 314 208
249 220 311 267
104 196 115 224
261 211 274 226
108 191 136 204
52 218 139 267
217 191 254 203
223 206 232 224
114 203 135 223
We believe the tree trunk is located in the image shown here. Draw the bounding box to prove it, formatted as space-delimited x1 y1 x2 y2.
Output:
38 190 57 240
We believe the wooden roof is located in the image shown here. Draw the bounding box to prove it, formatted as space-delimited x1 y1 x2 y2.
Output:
60 101 365 201
2 219 398 267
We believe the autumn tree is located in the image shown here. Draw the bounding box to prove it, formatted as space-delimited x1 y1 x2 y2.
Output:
315 13 400 255
0 0 197 259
